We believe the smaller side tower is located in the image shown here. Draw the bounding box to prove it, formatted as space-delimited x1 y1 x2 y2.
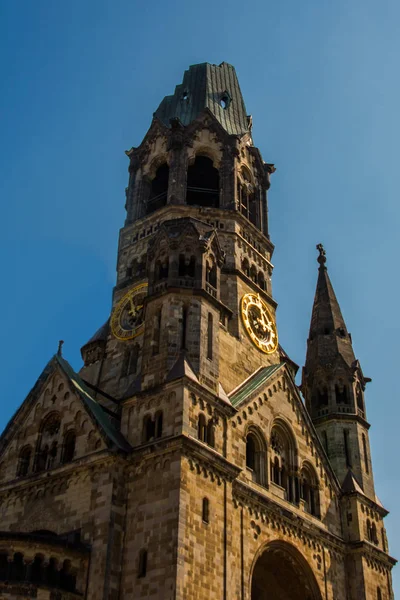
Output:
301 244 374 498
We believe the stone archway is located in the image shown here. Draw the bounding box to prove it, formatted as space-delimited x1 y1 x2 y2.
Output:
250 541 323 600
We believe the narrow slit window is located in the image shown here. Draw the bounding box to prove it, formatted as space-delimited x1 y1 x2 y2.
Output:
138 549 147 578
344 430 351 467
202 498 209 523
362 433 369 474
207 313 213 360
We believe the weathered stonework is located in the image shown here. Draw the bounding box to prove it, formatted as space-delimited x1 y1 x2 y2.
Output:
0 62 395 600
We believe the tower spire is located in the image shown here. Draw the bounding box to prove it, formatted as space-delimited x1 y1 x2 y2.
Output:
306 243 355 369
302 245 375 498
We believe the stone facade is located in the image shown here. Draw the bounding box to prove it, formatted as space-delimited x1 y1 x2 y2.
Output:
0 62 395 599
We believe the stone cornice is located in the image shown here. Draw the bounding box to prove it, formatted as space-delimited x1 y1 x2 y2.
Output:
0 450 123 499
129 434 241 482
347 540 397 570
233 479 345 558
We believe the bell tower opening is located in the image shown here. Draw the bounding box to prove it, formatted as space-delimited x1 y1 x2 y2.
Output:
251 542 322 600
147 163 169 214
186 156 219 207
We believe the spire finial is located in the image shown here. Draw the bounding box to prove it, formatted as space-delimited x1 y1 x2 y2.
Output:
316 243 327 269
57 340 64 357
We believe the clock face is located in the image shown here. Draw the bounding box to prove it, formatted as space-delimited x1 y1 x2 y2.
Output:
241 293 278 354
111 283 148 341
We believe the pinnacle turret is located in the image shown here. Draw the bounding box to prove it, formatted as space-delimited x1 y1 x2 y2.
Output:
302 245 375 499
306 243 355 370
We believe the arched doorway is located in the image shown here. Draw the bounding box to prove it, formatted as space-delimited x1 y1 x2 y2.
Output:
250 541 322 600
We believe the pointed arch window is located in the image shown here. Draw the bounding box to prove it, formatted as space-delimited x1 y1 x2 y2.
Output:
61 430 76 464
335 382 349 404
270 422 298 504
17 446 32 477
147 163 169 214
187 156 219 208
300 463 320 518
179 254 196 278
246 429 267 486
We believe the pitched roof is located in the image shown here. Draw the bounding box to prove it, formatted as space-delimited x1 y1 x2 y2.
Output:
305 249 356 369
0 355 131 455
56 356 131 452
154 62 250 136
228 363 284 407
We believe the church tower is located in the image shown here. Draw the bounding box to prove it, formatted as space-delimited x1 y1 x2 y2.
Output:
301 244 374 497
0 63 395 600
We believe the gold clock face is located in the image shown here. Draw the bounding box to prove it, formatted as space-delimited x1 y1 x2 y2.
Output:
241 293 278 354
111 283 148 341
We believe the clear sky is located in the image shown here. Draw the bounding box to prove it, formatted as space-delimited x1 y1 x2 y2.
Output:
1 0 399 592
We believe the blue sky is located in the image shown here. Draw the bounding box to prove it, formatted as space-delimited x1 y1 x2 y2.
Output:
1 0 399 592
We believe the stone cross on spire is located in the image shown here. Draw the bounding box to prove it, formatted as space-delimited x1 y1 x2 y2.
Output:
316 243 327 269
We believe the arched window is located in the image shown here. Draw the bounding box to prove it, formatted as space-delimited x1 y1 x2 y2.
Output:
356 384 365 414
179 254 196 278
371 522 378 545
207 420 215 448
246 429 267 486
362 433 369 474
30 554 44 584
207 313 213 360
198 413 207 443
202 498 209 523
35 412 61 472
238 169 258 226
126 256 146 280
46 557 59 586
10 552 25 581
250 265 257 283
61 430 76 464
257 271 266 291
242 258 250 278
270 421 297 504
147 163 169 214
377 587 382 600
367 519 373 542
246 435 256 471
17 446 31 477
155 256 169 281
59 559 75 592
206 258 217 289
138 549 147 578
143 414 155 443
300 463 320 518
187 156 219 207
335 382 349 404
316 385 328 408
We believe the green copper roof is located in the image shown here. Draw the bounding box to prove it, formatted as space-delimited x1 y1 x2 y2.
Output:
56 355 131 452
229 363 284 407
154 62 250 136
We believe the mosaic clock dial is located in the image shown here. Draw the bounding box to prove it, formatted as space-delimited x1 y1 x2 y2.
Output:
111 283 148 341
241 293 278 354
